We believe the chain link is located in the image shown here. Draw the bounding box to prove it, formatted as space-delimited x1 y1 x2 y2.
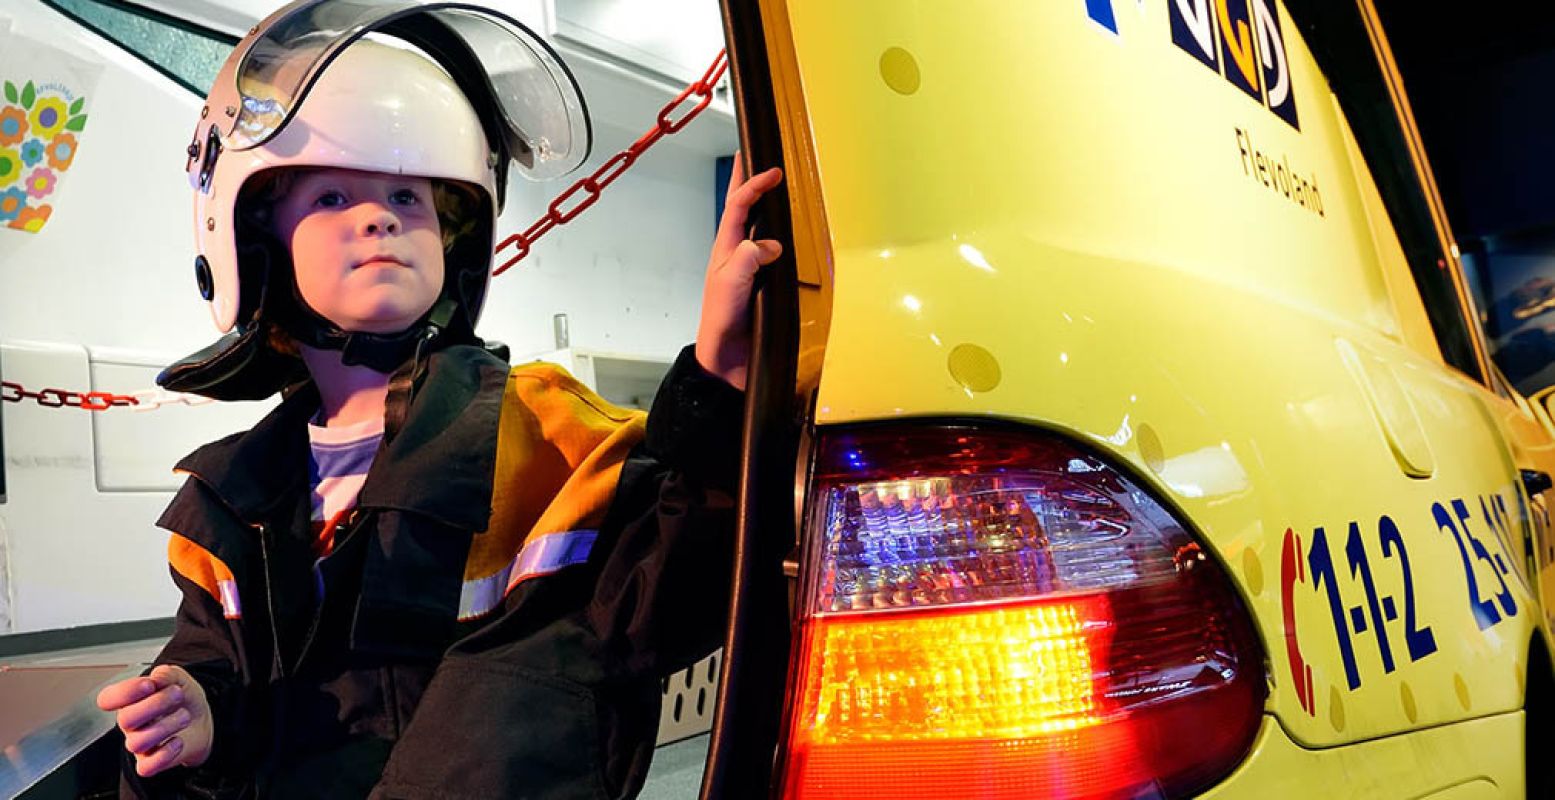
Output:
4 50 731 412
493 49 729 275
0 381 217 412
1 381 141 411
128 388 216 412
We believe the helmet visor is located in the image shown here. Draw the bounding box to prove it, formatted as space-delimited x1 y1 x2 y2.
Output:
224 0 591 181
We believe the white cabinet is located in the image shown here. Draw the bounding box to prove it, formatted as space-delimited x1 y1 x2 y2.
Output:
525 347 674 410
0 340 270 635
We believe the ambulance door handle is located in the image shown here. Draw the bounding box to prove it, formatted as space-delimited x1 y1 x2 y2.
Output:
1522 469 1552 497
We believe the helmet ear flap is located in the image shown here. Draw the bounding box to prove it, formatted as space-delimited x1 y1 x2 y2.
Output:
231 168 298 325
233 239 274 325
233 236 310 362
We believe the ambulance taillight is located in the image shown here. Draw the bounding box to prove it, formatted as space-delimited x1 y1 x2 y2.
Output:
778 425 1266 799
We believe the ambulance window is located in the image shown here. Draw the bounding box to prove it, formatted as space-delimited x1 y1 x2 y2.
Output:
41 0 234 97
1464 230 1555 397
1286 0 1484 383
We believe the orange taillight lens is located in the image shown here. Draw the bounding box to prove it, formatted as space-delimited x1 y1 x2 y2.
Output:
780 426 1265 799
794 599 1109 747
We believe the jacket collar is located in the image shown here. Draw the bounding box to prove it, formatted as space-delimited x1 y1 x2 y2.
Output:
175 345 509 531
357 345 508 531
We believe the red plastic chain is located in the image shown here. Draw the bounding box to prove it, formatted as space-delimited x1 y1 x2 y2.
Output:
492 48 729 275
7 51 730 410
1 381 140 411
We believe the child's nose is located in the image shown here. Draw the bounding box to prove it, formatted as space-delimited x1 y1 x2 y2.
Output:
358 205 400 236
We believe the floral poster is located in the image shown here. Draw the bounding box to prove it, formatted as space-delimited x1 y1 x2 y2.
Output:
0 25 103 234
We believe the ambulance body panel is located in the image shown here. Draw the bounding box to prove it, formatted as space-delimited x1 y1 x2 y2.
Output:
761 0 1555 789
1202 713 1524 798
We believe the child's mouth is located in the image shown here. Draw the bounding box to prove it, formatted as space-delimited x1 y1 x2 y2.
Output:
356 255 409 268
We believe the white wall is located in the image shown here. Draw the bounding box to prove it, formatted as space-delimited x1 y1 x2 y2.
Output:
486 121 718 362
0 1 212 355
1 0 244 638
0 0 734 638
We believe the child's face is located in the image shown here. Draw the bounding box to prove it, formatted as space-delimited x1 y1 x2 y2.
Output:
272 167 445 335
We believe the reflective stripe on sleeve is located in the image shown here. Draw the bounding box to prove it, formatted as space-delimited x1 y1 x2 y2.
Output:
168 533 242 621
217 579 242 619
457 529 599 621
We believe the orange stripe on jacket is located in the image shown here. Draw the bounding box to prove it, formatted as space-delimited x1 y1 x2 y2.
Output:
168 533 242 619
461 361 646 613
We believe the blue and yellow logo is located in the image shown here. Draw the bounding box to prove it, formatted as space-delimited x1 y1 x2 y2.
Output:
1088 0 1299 131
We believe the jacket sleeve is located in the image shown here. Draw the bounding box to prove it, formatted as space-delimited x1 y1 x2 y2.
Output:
120 494 269 800
373 345 743 800
588 343 745 675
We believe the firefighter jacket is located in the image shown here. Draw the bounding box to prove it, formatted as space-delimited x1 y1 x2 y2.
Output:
121 343 743 800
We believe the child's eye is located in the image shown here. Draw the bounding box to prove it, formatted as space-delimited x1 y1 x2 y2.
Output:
314 190 347 208
389 189 422 206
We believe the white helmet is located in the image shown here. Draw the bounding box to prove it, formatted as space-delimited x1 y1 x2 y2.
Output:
162 0 590 398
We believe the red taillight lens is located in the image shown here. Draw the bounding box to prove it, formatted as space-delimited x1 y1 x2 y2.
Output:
779 426 1266 800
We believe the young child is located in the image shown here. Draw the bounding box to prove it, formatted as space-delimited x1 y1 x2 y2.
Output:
93 4 782 797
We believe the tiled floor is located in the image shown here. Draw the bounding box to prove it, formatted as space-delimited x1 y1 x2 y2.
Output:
640 734 710 799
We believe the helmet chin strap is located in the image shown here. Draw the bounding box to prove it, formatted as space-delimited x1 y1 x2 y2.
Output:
285 296 460 442
283 292 460 374
382 299 455 444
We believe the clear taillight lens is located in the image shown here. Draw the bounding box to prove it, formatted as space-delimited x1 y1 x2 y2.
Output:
779 425 1266 800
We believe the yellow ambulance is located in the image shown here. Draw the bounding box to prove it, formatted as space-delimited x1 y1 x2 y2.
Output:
700 0 1555 797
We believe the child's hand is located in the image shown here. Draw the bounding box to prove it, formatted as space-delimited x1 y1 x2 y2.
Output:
96 665 214 777
695 152 785 391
